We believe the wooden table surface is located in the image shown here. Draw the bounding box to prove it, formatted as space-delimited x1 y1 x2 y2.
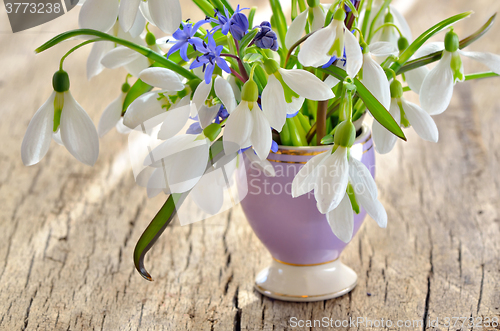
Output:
1 1 499 330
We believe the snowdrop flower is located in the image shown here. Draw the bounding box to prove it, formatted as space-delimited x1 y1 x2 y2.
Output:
373 79 438 154
119 0 182 34
298 7 362 75
98 83 130 137
78 0 120 33
285 1 327 49
292 121 387 242
262 59 335 131
420 29 500 115
22 70 99 166
404 42 444 95
366 4 412 46
192 76 237 123
224 80 272 160
123 67 188 131
145 134 210 197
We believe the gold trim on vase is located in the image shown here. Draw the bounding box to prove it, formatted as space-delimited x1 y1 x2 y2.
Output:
267 144 373 163
272 256 339 267
272 134 373 156
255 282 357 299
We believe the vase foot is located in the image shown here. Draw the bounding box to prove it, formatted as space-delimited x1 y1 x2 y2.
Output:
255 259 357 302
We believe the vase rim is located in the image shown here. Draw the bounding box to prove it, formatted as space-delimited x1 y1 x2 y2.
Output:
275 123 371 154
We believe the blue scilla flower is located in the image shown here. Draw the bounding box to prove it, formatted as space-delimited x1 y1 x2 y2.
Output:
168 20 209 62
210 5 249 41
253 22 278 51
190 32 232 84
214 105 230 124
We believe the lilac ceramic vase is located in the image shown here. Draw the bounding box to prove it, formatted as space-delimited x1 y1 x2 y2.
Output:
237 124 375 302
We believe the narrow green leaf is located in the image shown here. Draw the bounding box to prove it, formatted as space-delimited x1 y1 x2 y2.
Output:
239 28 259 52
460 13 496 49
248 7 257 28
320 66 406 141
219 0 234 15
269 0 288 50
192 0 215 17
391 11 473 73
122 79 153 114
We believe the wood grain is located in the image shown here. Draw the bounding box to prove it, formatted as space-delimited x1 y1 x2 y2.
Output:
0 1 499 330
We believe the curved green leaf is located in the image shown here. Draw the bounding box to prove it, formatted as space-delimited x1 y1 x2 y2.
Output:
320 66 406 141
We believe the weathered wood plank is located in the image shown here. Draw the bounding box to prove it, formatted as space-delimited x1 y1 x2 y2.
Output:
0 1 499 330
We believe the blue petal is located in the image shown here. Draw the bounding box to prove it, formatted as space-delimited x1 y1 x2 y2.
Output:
167 41 185 58
180 44 189 62
216 57 232 74
271 140 279 153
286 110 299 118
204 64 215 84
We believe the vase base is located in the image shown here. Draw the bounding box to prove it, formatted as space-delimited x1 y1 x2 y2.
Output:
255 259 357 302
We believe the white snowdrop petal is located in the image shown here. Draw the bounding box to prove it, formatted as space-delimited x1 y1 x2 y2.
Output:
101 46 141 69
198 105 221 129
459 50 500 75
228 76 242 103
139 67 185 91
21 92 56 166
298 25 336 67
250 109 272 160
98 94 124 137
124 53 150 77
190 171 225 215
129 10 146 38
326 194 354 243
215 76 237 113
285 96 305 115
244 149 276 177
369 42 398 58
311 6 326 32
325 75 340 89
223 102 253 155
405 66 429 95
87 41 114 80
60 92 100 166
414 42 444 58
192 81 212 111
357 193 387 228
279 69 335 101
79 0 119 32
344 27 363 77
123 91 164 129
261 76 287 132
402 99 439 143
291 152 329 197
372 99 401 154
314 147 349 214
361 53 391 110
157 100 192 140
390 5 412 41
285 10 308 49
349 157 378 200
119 0 141 33
148 0 182 34
419 51 454 115
147 167 170 198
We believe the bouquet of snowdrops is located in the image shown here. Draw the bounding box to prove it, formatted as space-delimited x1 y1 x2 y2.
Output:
21 0 499 279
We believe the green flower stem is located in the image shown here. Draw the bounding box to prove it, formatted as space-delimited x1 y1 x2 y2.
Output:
59 38 102 70
390 11 473 74
372 22 403 39
402 71 499 92
36 29 198 80
360 0 373 39
285 31 314 66
316 100 329 145
306 98 341 143
367 0 391 44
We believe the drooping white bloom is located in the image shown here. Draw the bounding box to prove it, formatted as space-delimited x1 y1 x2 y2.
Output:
223 101 272 160
373 82 439 154
192 76 237 126
98 91 127 137
119 0 182 34
291 146 387 242
405 42 444 95
262 62 334 131
420 47 500 115
298 10 362 75
78 0 120 33
285 5 327 49
22 91 99 166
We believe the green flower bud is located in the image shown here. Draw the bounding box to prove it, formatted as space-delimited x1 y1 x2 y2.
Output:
334 7 346 21
145 32 156 46
307 0 320 7
444 29 459 53
52 70 70 93
203 123 222 142
384 11 394 23
334 120 356 147
121 82 131 93
398 37 409 52
241 79 259 102
390 80 403 99
263 59 280 75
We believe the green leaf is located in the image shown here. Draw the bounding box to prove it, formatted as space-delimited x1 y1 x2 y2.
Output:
239 28 258 52
269 0 288 50
122 79 153 114
320 66 406 141
391 11 473 73
321 134 335 145
243 53 263 63
460 13 496 49
134 139 225 281
248 7 257 28
192 0 215 17
219 0 234 15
